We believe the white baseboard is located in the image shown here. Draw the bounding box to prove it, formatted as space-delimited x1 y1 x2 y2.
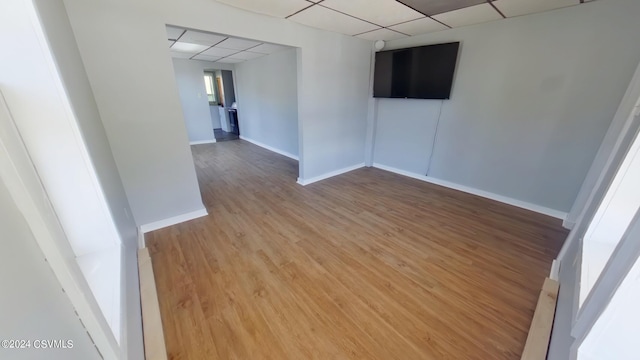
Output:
562 218 576 230
372 163 567 220
297 163 365 186
137 228 145 249
139 207 208 233
239 135 298 161
549 259 560 280
190 139 216 145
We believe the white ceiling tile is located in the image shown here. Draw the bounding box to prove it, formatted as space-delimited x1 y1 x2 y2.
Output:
216 0 311 18
356 28 406 41
388 17 449 36
321 0 423 27
290 5 379 36
202 47 239 57
166 25 185 40
250 43 290 54
168 39 175 47
216 58 246 64
179 30 227 46
433 3 502 28
171 41 209 53
229 51 266 60
493 0 579 18
216 37 262 51
170 51 193 59
193 54 223 62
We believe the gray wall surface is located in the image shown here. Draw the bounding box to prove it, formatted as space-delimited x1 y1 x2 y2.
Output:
210 105 222 129
61 0 208 227
0 181 100 360
372 0 640 212
235 48 299 157
62 0 371 192
373 98 441 174
172 58 216 143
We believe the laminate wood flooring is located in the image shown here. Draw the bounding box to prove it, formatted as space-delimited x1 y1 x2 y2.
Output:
146 140 568 360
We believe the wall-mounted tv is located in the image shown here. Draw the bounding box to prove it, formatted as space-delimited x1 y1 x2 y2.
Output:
373 42 460 100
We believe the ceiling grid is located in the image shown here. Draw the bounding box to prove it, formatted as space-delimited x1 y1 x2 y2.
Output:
216 0 583 40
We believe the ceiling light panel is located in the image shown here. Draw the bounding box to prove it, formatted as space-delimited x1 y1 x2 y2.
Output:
201 47 239 57
216 37 262 51
216 58 246 64
493 0 578 18
321 0 423 27
171 41 209 53
170 51 193 59
179 30 227 46
433 3 502 28
356 28 406 41
166 25 185 40
290 5 379 36
216 0 311 18
193 54 223 62
396 0 489 16
229 51 266 60
388 17 449 36
250 43 290 54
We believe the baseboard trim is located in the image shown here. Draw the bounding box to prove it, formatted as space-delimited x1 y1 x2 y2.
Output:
189 139 216 145
137 228 145 249
239 135 298 161
138 248 168 360
139 207 208 233
297 163 365 186
372 163 567 220
562 219 576 230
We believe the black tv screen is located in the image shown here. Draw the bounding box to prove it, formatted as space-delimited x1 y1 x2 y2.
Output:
374 42 460 100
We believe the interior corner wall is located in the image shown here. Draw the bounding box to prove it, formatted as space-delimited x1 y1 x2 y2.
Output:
372 0 640 213
172 58 216 143
234 48 299 158
61 0 207 227
61 0 371 190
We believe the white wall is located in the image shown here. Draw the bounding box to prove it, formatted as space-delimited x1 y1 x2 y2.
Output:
578 255 640 360
1 0 143 356
371 0 640 214
172 58 216 144
62 0 371 208
0 180 100 360
235 48 299 158
580 124 640 306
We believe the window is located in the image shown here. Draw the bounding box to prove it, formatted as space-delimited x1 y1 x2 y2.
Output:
204 72 217 104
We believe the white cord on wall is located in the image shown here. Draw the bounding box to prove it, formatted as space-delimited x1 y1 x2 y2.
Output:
425 99 444 176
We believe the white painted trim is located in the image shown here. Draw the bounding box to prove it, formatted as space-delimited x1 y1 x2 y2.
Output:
189 139 216 145
137 228 145 249
563 219 576 230
139 207 208 233
372 163 567 220
297 163 365 186
239 135 299 161
550 259 560 281
0 93 119 358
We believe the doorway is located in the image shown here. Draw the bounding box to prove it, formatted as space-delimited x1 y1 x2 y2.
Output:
204 69 239 142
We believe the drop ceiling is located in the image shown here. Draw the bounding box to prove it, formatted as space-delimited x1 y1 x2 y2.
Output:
216 0 584 40
167 26 292 63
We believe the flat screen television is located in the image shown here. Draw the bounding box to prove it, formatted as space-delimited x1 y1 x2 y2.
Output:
373 42 460 100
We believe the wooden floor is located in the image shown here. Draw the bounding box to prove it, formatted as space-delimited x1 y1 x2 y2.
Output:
146 140 568 360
